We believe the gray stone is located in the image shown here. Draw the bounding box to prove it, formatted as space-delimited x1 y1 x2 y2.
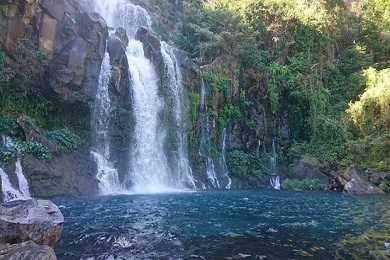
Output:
342 166 385 195
0 241 57 260
22 148 98 197
0 199 63 246
40 0 66 21
291 160 329 186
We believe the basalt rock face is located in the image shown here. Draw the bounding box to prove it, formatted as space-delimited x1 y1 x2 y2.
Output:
0 199 63 246
22 149 98 198
0 0 108 104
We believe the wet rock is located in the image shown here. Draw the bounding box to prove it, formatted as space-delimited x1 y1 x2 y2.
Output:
135 26 162 65
291 160 329 186
0 241 57 260
342 165 385 195
0 199 64 246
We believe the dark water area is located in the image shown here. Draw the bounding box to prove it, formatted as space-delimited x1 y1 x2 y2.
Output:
54 190 390 259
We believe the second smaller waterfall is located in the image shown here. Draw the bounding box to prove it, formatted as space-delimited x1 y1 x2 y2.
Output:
1 135 31 202
199 80 220 189
219 128 232 189
269 138 281 190
92 52 122 194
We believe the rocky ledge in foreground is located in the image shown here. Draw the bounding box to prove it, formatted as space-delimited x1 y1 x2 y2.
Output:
0 199 64 260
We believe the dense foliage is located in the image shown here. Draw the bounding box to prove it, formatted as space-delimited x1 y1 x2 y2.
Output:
281 178 323 190
165 0 390 171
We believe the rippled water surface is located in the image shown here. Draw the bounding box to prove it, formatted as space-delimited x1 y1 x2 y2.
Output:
54 190 390 259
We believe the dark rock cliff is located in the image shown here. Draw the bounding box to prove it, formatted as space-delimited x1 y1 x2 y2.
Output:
0 0 109 197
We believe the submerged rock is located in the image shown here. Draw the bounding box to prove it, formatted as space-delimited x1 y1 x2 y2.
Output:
0 241 57 260
0 199 64 246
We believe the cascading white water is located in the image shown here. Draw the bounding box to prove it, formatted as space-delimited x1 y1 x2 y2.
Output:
94 0 152 38
199 80 220 188
92 52 122 194
269 138 281 190
14 159 31 198
161 42 196 189
219 128 232 189
127 39 173 193
1 135 31 202
93 0 195 193
0 168 26 202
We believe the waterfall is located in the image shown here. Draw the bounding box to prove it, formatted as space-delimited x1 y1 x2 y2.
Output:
14 159 31 198
219 128 232 189
93 0 195 193
92 52 122 194
199 80 220 188
1 135 31 202
269 138 281 190
127 39 173 193
161 42 196 189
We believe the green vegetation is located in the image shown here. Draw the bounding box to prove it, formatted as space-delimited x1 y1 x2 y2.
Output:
281 178 323 190
45 128 85 150
226 150 265 178
0 140 51 166
169 0 390 171
0 86 54 128
61 23 76 38
188 92 200 123
379 181 390 193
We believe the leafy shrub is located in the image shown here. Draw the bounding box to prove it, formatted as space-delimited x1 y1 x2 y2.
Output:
379 181 389 193
188 92 200 123
347 68 390 136
45 128 84 150
0 116 17 133
0 148 18 166
281 178 323 190
227 149 265 178
17 141 52 161
61 23 75 38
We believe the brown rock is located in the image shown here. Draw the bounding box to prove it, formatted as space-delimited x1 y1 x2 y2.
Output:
0 199 64 247
0 241 57 260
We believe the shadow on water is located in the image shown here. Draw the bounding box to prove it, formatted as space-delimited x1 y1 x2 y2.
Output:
53 190 390 259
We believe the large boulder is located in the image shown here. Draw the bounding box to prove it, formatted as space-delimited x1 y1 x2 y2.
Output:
0 241 57 260
291 160 329 186
0 199 63 246
341 165 385 195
